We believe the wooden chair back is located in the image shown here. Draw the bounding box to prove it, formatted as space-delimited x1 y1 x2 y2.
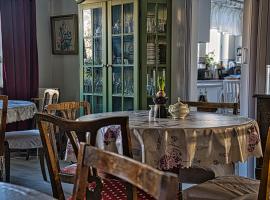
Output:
35 113 133 200
258 127 270 199
46 101 90 120
73 143 178 200
0 95 8 156
182 101 239 115
42 89 59 112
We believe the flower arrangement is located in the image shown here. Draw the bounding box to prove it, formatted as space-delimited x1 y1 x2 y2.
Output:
153 76 167 104
204 52 216 67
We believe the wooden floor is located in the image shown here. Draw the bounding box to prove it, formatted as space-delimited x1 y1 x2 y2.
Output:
10 155 73 197
10 154 191 198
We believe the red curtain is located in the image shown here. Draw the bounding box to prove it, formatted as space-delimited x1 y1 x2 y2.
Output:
0 0 39 130
0 0 38 100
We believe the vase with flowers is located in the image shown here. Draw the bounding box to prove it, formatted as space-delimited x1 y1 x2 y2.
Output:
152 76 168 118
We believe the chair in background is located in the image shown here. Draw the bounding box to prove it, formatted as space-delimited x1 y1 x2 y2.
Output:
32 88 60 112
220 79 240 103
182 101 239 114
177 101 239 186
0 95 8 181
36 113 136 200
183 127 270 200
46 101 90 183
4 89 60 182
73 143 178 200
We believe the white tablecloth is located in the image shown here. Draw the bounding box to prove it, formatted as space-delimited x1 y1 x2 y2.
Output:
69 111 262 170
0 100 37 123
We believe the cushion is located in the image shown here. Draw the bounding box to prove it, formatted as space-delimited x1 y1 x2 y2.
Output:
60 163 119 180
182 176 259 200
60 163 77 175
5 129 42 149
68 178 155 200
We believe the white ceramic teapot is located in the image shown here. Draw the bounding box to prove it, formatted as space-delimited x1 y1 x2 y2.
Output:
168 98 190 119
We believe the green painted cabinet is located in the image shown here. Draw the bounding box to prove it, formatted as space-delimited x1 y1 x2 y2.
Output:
140 0 171 109
79 0 170 113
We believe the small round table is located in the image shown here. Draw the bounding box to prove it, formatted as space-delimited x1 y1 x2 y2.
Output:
78 111 263 170
0 182 54 200
4 100 37 123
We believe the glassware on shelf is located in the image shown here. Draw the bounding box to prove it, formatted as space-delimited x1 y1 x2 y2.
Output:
83 9 93 37
112 37 122 64
83 68 93 93
124 35 134 65
93 68 103 94
146 71 157 96
93 8 102 37
124 67 134 95
147 16 156 33
94 38 102 65
112 5 122 34
157 4 167 33
124 3 134 34
112 70 122 94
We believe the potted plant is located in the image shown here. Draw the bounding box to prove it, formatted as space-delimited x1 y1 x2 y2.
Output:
153 76 168 118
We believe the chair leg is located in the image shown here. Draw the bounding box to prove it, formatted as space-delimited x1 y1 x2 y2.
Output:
4 141 10 182
39 148 47 181
26 149 30 160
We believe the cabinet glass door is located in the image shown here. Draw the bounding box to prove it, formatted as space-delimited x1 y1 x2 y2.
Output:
141 0 171 109
108 0 138 112
80 2 107 113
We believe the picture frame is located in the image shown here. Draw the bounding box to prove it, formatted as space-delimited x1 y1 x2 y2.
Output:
50 14 78 55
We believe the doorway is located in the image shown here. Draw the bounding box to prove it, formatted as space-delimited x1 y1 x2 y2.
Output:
190 0 258 178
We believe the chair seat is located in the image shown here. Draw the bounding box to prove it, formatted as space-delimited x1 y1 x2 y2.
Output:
60 163 77 175
68 178 155 200
182 176 259 200
100 178 155 200
5 129 42 149
62 164 155 199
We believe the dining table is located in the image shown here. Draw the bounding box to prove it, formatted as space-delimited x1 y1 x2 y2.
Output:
0 182 54 200
66 110 263 172
0 100 37 124
0 100 37 180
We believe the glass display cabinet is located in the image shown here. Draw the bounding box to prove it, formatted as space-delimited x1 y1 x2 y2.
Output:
78 0 170 113
140 0 171 109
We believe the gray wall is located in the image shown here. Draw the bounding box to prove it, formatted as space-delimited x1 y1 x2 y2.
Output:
36 0 80 101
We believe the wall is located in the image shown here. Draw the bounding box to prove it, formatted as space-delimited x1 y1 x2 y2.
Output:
36 0 53 88
36 0 80 101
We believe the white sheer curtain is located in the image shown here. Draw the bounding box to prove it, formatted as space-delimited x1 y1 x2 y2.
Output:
211 2 243 36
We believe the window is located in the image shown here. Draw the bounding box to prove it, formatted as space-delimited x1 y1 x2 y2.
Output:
206 29 221 62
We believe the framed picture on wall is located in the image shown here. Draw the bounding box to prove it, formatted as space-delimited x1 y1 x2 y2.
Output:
51 14 78 55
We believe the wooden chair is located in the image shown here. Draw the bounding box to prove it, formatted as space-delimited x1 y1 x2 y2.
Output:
73 143 178 200
46 101 90 183
182 101 239 115
178 101 239 186
46 101 90 119
32 88 60 112
182 127 270 200
4 89 60 182
35 112 134 200
0 95 8 181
